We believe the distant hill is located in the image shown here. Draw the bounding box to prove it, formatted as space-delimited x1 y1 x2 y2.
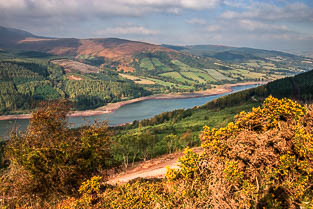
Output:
162 44 297 62
0 26 173 61
0 26 37 48
162 44 235 55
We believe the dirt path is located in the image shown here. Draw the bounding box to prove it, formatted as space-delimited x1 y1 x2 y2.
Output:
107 147 203 185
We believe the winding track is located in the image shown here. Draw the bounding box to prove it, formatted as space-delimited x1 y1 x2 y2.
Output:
107 147 203 185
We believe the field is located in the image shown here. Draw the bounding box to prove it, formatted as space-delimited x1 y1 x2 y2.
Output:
147 78 191 89
119 73 155 85
171 60 202 72
205 69 233 81
151 58 171 71
160 72 193 84
140 58 155 70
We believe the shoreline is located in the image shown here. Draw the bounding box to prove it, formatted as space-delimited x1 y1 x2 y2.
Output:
0 82 265 121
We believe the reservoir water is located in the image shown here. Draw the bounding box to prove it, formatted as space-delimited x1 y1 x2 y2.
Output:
0 84 258 138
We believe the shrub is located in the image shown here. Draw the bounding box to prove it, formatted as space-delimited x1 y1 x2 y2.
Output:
198 96 313 208
58 178 168 209
10 96 313 208
164 96 313 208
0 100 114 207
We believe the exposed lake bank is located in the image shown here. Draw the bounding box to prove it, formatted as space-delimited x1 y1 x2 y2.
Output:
0 81 265 121
0 83 260 138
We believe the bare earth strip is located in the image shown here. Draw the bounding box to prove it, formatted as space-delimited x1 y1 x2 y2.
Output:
98 81 266 113
18 37 55 43
107 147 203 185
0 110 110 120
0 81 265 121
67 75 83 80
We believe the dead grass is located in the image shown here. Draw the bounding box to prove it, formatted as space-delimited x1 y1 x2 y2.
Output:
117 65 136 73
67 75 83 80
18 37 54 43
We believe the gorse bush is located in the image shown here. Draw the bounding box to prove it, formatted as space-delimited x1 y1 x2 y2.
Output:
0 100 114 207
168 96 313 208
63 96 313 209
198 96 312 208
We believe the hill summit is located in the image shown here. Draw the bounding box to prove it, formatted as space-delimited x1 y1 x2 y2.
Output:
0 26 173 61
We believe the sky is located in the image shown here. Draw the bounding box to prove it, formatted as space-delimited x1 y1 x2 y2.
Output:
0 0 312 52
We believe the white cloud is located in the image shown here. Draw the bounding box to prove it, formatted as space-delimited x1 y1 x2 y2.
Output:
0 0 223 33
179 0 220 9
95 26 160 36
167 7 182 14
221 2 313 22
0 0 222 17
239 19 289 32
186 18 207 25
223 0 250 8
123 0 221 9
207 25 222 32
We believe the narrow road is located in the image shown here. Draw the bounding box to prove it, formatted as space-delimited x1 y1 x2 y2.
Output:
107 147 203 185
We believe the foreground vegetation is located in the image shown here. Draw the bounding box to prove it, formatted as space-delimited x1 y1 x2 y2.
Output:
1 96 309 208
58 97 313 208
0 101 116 207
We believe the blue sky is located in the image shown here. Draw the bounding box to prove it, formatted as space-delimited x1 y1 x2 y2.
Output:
0 0 312 53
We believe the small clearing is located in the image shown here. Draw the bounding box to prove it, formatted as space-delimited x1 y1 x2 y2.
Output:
67 75 83 80
51 59 98 74
119 73 155 84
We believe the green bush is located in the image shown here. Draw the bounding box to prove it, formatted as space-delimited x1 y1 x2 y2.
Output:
0 100 114 207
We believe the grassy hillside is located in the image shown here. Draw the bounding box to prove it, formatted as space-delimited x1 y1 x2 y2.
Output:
128 49 311 93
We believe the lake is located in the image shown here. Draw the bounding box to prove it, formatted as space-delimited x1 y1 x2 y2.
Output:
0 84 258 138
